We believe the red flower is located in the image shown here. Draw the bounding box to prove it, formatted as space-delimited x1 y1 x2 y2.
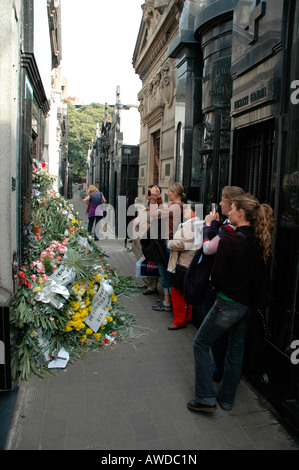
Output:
41 162 46 168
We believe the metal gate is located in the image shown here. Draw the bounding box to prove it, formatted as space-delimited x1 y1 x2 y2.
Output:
232 120 275 205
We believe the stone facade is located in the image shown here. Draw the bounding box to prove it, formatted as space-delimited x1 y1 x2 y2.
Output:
133 0 184 204
0 0 22 304
0 0 62 304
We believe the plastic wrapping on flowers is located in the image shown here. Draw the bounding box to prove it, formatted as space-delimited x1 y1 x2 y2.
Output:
9 163 140 380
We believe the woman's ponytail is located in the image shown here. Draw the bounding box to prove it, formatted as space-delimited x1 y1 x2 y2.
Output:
254 203 275 263
233 194 274 263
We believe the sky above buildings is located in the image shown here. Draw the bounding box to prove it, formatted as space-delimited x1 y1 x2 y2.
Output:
60 0 144 106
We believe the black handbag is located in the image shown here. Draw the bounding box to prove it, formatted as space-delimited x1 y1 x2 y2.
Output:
172 252 188 290
183 247 215 305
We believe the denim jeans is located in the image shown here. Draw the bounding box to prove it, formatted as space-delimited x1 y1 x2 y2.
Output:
88 216 102 239
193 296 250 407
158 240 173 295
158 262 173 293
202 281 228 381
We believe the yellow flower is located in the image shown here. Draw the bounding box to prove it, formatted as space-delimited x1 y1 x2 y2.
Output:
93 333 101 340
112 297 117 303
79 335 87 343
86 328 93 335
73 320 85 331
104 274 108 279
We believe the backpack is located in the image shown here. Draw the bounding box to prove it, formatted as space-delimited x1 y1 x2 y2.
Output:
183 247 215 306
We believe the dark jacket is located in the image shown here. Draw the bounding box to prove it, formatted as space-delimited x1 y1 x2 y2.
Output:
211 226 270 308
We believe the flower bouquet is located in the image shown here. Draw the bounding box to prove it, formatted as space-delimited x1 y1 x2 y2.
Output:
9 162 141 380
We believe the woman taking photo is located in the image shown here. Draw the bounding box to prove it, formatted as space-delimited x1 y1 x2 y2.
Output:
188 194 274 412
202 186 245 381
167 201 202 330
147 182 185 311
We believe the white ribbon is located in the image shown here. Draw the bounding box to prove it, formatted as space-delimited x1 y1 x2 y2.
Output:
35 280 70 309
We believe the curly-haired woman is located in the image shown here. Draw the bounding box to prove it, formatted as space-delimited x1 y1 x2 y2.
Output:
188 194 274 412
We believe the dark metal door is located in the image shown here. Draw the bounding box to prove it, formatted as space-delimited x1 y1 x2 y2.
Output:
0 307 11 391
232 119 299 429
19 132 34 266
232 120 275 205
153 133 160 185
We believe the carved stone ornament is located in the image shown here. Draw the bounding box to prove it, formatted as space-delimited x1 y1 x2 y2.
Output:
138 60 175 125
160 61 174 107
143 1 162 35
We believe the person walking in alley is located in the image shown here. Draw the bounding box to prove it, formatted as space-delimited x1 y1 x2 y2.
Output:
83 185 106 240
187 193 274 412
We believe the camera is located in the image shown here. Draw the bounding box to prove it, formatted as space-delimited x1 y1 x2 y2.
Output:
148 189 151 196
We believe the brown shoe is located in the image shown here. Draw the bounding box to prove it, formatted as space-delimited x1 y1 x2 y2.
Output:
168 323 186 330
143 289 157 295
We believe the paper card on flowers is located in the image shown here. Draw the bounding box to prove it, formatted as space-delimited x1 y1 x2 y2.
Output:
47 347 70 369
48 264 76 286
85 282 112 332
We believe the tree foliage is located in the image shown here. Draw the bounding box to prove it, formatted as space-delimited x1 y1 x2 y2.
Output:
66 102 113 182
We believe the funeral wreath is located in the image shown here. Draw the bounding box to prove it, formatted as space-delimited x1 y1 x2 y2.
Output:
10 162 140 380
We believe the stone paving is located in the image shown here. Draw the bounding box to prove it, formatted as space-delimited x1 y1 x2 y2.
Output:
4 194 299 451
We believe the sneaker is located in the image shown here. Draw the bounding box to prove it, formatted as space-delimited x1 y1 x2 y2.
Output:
187 400 217 412
152 303 172 312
